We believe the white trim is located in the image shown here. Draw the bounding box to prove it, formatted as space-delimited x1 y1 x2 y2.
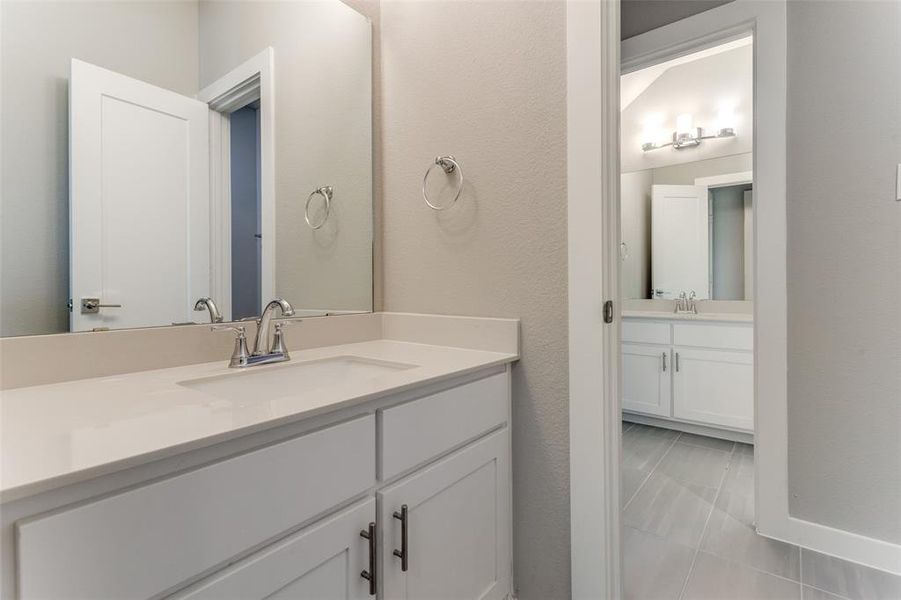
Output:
208 111 232 321
197 48 276 316
617 0 901 576
567 0 621 598
694 170 753 188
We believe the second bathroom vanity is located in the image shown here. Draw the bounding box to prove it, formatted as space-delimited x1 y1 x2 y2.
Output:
621 310 753 442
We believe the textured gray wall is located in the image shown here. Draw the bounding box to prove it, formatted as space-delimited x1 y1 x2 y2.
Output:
786 0 901 544
621 0 735 39
379 1 570 597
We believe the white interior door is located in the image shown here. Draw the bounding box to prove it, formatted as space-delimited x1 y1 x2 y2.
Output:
69 59 209 331
651 184 710 299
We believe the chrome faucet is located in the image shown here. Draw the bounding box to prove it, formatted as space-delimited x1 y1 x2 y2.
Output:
252 298 295 356
194 297 223 323
675 291 699 314
211 298 296 368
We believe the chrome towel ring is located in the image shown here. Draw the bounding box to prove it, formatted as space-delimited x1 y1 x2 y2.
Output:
422 155 463 210
305 186 333 230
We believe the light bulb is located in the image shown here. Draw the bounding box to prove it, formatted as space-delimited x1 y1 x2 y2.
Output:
675 114 694 136
716 106 736 136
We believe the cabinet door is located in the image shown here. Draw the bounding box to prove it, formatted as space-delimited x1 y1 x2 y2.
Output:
379 429 511 600
173 499 375 600
622 343 672 417
672 348 753 431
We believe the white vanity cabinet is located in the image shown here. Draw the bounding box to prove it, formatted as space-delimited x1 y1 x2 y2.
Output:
173 499 377 600
379 429 510 600
622 344 672 417
622 317 754 439
9 368 513 600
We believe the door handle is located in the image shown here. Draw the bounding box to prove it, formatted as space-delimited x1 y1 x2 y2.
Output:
360 522 376 595
80 298 123 314
393 504 409 572
662 352 667 372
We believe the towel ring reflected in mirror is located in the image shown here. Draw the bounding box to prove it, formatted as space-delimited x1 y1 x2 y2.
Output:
422 155 463 211
305 186 333 230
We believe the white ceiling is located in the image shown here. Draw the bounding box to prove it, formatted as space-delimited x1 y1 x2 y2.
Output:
620 36 752 111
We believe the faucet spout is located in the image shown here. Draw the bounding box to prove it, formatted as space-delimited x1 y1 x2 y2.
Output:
253 298 295 355
194 297 223 323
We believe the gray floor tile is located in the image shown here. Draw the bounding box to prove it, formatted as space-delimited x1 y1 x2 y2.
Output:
801 549 901 600
623 470 717 548
682 551 801 600
622 467 649 508
802 586 850 600
655 442 732 489
701 503 801 581
622 424 679 471
718 449 755 507
677 432 736 453
622 526 695 600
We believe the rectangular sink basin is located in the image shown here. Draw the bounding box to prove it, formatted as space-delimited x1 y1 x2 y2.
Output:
179 356 416 403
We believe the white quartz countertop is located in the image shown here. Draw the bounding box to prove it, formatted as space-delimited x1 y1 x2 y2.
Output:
0 340 517 503
622 310 753 323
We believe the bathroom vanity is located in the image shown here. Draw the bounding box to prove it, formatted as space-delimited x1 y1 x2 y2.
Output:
0 317 518 599
621 311 754 442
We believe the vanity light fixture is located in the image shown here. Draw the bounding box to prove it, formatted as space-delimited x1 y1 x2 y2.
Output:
641 109 737 152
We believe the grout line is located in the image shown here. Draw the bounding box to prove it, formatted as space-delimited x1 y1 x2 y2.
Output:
677 442 738 600
622 430 682 512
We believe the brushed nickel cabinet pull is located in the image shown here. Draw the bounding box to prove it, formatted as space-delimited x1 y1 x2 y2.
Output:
393 504 409 572
675 352 680 372
662 352 667 372
360 522 376 595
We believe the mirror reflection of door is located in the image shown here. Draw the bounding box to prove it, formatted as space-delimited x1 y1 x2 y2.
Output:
651 184 710 299
68 60 210 332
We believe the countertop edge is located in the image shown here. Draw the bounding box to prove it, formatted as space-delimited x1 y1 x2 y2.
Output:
1 352 516 504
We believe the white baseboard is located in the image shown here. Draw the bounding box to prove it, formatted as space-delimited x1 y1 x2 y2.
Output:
758 513 901 575
622 412 754 444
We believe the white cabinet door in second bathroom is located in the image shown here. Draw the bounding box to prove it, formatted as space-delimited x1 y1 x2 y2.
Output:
672 348 753 431
622 344 672 417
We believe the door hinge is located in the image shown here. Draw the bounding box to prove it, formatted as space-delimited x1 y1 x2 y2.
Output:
603 300 614 324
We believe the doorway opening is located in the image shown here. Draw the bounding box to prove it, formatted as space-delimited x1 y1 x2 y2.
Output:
228 102 262 320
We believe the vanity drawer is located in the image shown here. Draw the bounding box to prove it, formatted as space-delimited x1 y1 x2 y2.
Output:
673 322 753 351
622 320 672 345
380 371 508 480
17 415 376 600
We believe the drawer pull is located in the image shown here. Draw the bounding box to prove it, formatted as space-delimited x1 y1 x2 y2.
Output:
360 522 376 595
393 504 409 572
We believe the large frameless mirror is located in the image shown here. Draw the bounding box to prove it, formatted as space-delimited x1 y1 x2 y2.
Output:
0 0 373 336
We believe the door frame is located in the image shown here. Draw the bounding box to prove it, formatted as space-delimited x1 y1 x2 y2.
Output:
568 0 793 596
197 47 276 321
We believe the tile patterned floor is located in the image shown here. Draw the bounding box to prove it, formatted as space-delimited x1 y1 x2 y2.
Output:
621 422 901 600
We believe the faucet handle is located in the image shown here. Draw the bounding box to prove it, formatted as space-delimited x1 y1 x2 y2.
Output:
211 324 246 336
269 321 295 356
211 325 250 368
